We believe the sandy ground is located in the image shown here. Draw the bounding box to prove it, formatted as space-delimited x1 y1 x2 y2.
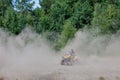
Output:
0 56 120 80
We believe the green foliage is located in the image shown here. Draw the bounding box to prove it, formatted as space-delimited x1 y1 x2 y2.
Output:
49 1 69 32
55 20 77 50
36 13 52 33
39 0 55 14
0 0 13 27
92 3 120 34
0 0 34 34
3 8 24 34
71 0 93 29
25 11 34 25
17 12 26 31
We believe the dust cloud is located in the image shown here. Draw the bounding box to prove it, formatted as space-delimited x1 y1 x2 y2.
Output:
0 28 120 80
64 30 120 56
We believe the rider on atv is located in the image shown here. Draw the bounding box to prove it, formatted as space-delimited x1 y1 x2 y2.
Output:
61 49 78 65
70 49 78 62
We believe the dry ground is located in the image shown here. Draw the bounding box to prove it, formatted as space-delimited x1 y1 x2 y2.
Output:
0 56 120 80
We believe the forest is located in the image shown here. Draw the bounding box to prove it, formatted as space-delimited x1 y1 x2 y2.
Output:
0 0 120 50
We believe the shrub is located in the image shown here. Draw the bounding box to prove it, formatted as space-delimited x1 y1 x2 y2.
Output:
55 20 77 50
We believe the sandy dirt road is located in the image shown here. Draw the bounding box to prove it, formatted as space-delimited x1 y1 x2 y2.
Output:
1 56 120 80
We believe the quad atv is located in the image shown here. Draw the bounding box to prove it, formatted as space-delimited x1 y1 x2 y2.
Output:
61 54 78 65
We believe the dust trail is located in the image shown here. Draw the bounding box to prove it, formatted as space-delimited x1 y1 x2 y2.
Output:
0 28 59 80
60 30 120 80
0 28 120 80
63 30 120 56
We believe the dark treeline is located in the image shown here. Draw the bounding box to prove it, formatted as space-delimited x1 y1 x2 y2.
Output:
0 0 120 50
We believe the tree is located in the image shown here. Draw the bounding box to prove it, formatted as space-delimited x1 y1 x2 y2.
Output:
39 0 55 14
0 0 13 27
92 3 120 34
71 0 93 29
2 7 27 34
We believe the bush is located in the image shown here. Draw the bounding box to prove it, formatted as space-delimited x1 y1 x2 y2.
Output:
55 20 77 50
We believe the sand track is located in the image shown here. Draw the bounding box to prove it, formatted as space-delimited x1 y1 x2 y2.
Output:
0 56 120 80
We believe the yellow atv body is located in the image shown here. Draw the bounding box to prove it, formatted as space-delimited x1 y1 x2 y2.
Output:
61 54 78 65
